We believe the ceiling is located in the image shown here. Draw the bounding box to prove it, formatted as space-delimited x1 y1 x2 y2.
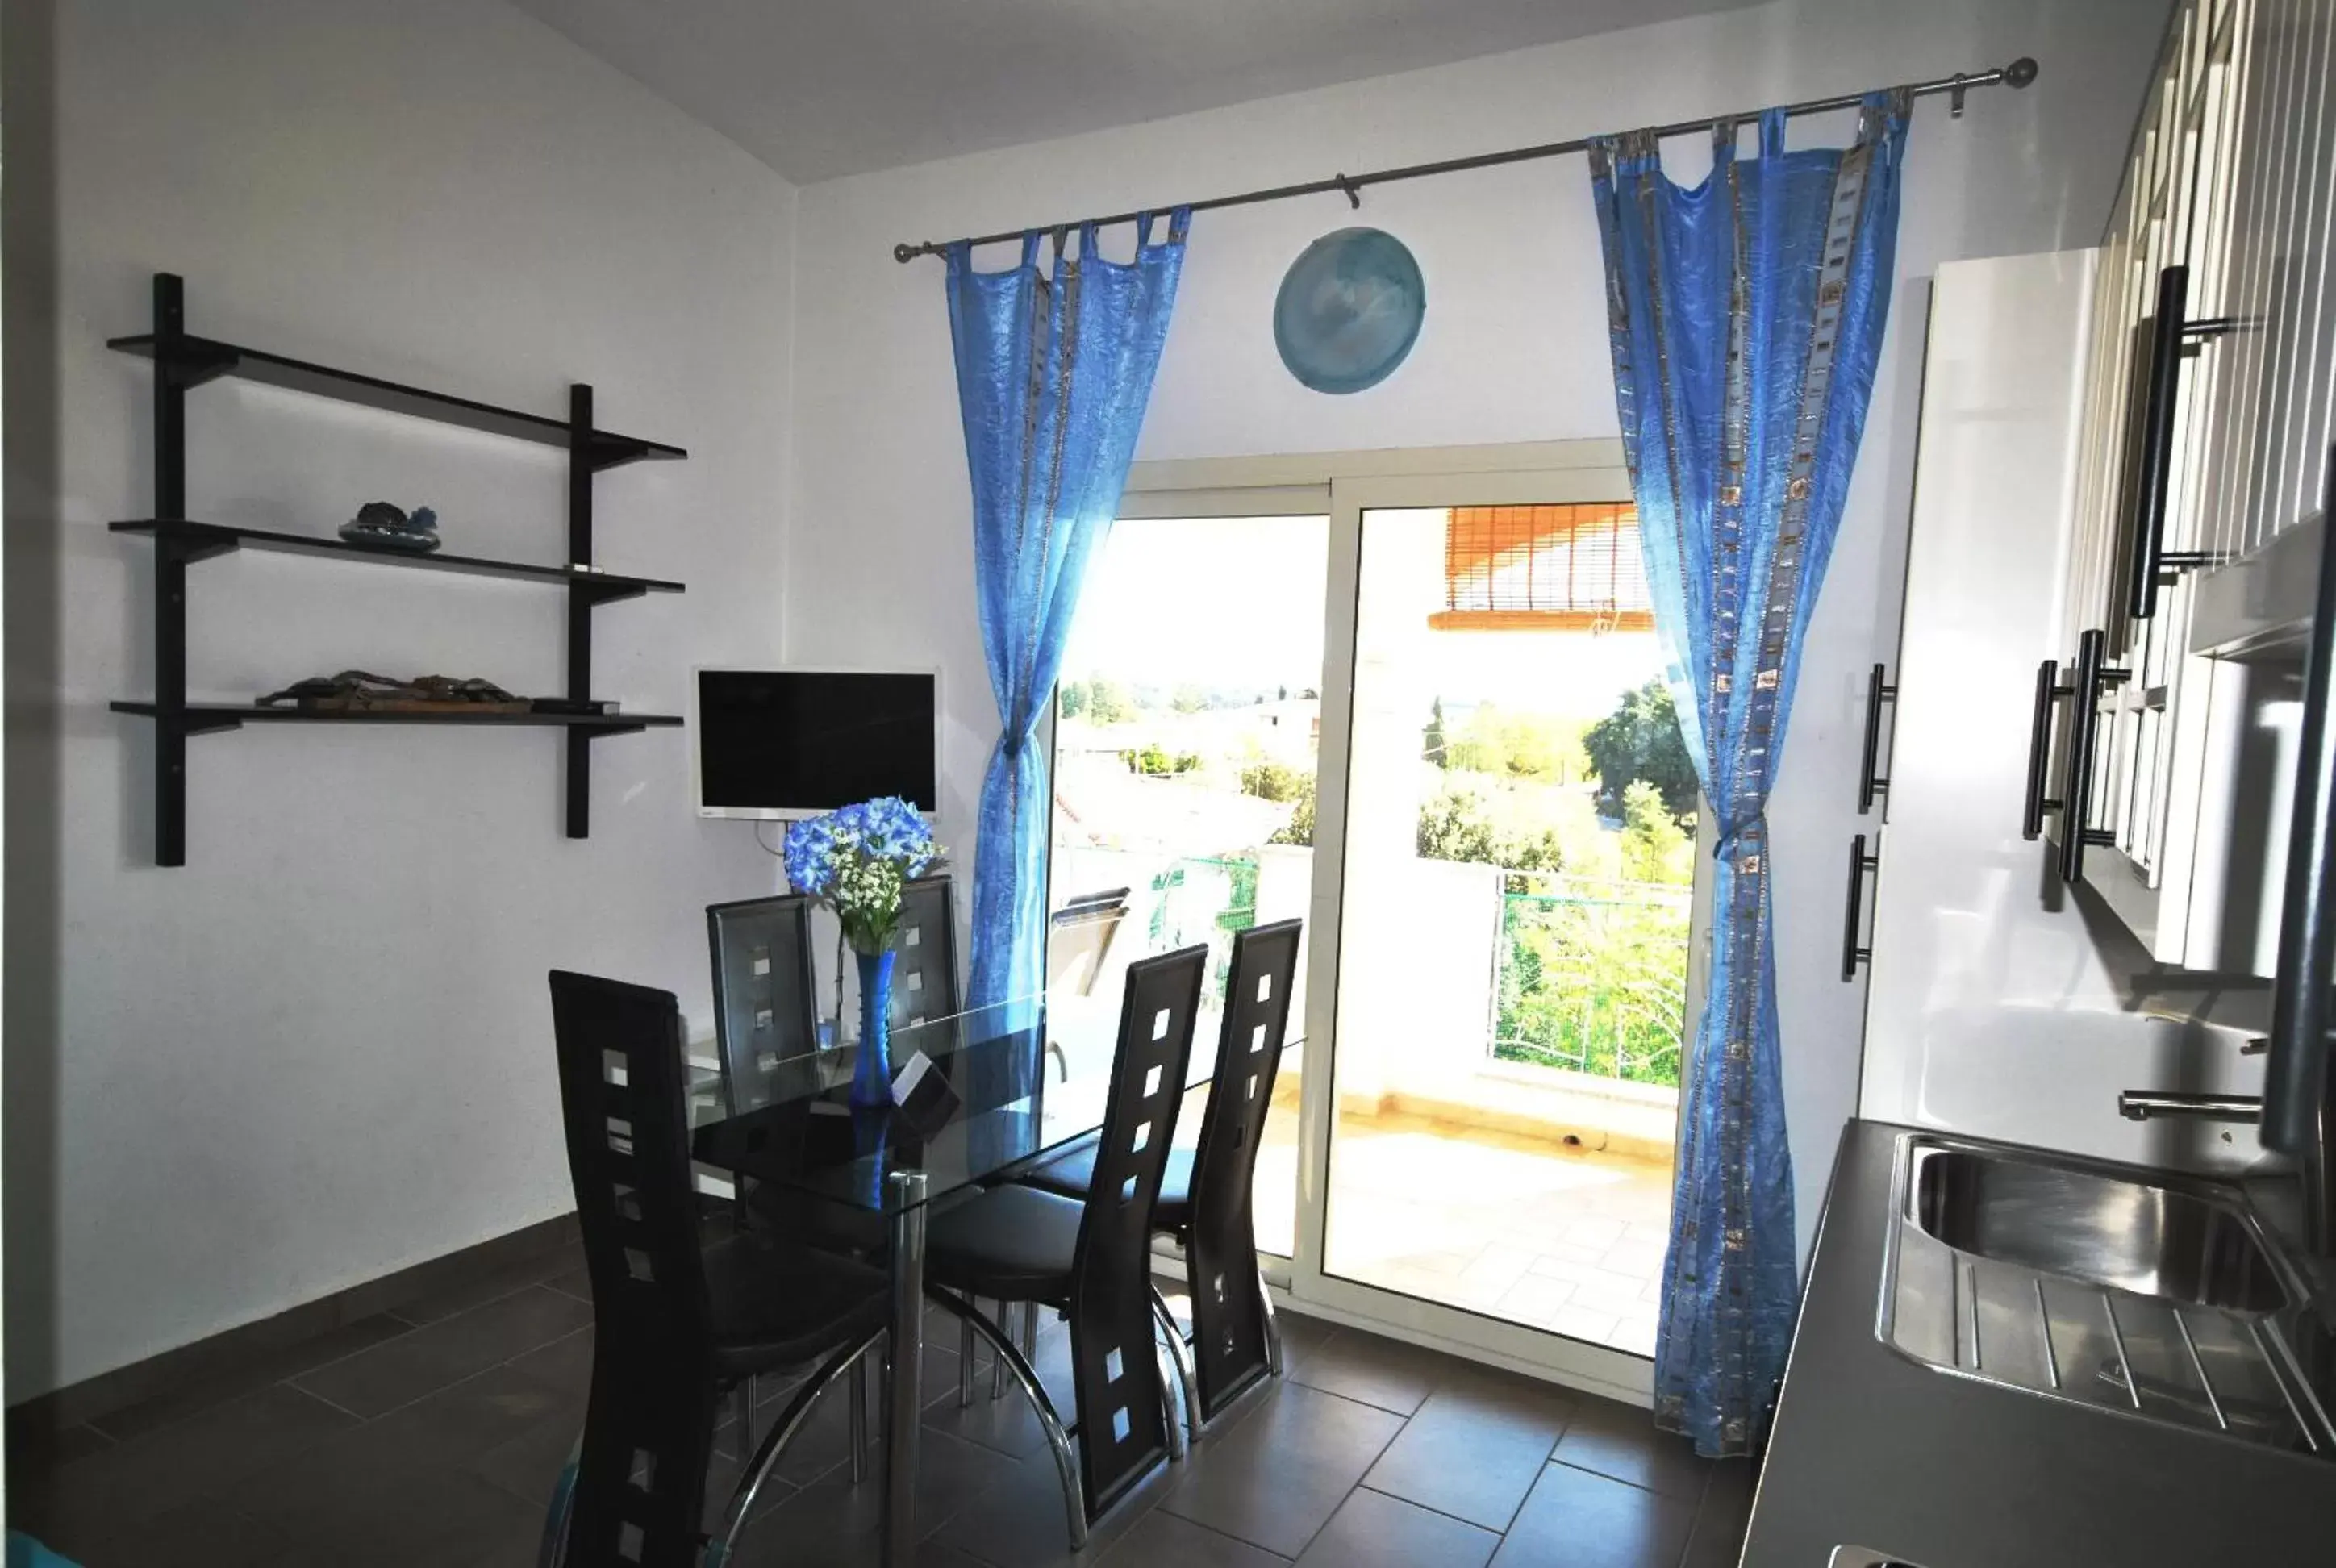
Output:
509 0 1772 183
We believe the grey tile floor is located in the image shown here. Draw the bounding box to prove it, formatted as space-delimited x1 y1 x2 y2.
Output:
8 1239 1753 1567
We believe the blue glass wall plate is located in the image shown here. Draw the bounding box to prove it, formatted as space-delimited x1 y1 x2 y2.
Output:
1274 227 1425 395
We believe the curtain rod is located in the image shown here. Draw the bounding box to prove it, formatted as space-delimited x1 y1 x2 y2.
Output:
892 56 2037 262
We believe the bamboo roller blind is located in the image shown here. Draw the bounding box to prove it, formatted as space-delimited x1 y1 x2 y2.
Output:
1434 503 1655 632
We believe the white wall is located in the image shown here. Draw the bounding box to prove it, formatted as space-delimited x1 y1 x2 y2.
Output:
4 0 795 1397
784 0 2167 1260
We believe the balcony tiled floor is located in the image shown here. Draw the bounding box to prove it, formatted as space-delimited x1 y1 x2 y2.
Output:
1254 1110 1673 1357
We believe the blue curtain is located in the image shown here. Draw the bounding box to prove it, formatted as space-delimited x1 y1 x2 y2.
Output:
946 214 1191 1022
1588 97 1908 1457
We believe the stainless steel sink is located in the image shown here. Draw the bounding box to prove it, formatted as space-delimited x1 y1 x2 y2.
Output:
1910 1146 2286 1312
1882 1135 2333 1458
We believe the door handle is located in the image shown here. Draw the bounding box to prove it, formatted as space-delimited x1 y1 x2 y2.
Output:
2264 447 2336 1161
1842 833 1879 982
2022 657 2074 840
1858 662 1897 814
2056 628 2128 884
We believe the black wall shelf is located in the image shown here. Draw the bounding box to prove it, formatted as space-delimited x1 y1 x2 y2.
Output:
112 273 690 865
111 520 686 603
106 334 686 470
110 702 681 735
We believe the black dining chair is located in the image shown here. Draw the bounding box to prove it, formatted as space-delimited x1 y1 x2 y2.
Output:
1019 919 1303 1433
540 970 891 1568
705 894 821 1114
888 874 960 1031
919 944 1211 1549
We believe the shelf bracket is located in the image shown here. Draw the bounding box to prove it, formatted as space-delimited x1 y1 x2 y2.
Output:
159 338 242 390
152 276 194 865
573 578 652 608
587 434 659 473
168 522 242 566
566 383 596 839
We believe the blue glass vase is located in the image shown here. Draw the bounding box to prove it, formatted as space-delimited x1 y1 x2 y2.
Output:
852 947 896 1109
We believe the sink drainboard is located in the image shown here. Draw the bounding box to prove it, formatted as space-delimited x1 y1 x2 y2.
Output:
1881 1137 2334 1457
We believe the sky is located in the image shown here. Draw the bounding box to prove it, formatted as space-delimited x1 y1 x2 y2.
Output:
1063 515 1330 693
1062 514 1666 717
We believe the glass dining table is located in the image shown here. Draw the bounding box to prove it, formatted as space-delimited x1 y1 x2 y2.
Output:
686 992 1201 1566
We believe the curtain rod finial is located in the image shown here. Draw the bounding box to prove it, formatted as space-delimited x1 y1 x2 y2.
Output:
2004 57 2039 90
893 242 923 264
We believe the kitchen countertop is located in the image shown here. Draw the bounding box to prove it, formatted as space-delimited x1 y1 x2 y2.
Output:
1744 1118 2336 1566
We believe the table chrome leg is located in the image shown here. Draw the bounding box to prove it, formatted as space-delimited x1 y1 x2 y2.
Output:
849 1358 869 1483
883 1170 928 1568
958 1313 976 1407
991 1299 1010 1400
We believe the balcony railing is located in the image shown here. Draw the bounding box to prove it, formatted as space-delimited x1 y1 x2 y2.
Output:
1493 872 1690 1087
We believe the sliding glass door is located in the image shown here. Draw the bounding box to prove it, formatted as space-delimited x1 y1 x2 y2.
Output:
1319 493 1683 1363
1043 511 1329 1260
1291 464 1695 1396
1046 457 1695 1393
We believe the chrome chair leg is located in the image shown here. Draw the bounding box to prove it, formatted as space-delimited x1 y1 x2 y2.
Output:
1257 1264 1285 1377
1154 1337 1188 1462
849 1357 869 1484
927 1287 1087 1550
1150 1284 1202 1447
1023 1300 1039 1360
536 1431 580 1568
711 1329 886 1564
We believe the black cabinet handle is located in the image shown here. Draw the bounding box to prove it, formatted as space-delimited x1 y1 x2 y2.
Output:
2057 628 2129 884
2022 658 2073 840
2127 265 2234 621
2264 447 2336 1161
2126 265 2188 623
1858 663 1898 814
1842 833 1879 982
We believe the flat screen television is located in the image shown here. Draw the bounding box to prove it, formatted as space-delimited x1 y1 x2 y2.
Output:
694 667 940 819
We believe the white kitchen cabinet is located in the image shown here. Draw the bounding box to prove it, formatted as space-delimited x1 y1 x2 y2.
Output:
2050 0 2333 971
1858 248 2264 1172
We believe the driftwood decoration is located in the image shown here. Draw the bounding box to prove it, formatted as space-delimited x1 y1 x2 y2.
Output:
257 669 530 714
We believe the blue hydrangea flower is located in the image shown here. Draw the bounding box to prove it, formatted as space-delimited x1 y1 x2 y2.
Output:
783 797 943 953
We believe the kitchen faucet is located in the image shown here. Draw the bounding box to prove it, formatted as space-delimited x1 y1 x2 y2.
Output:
2118 1079 2331 1257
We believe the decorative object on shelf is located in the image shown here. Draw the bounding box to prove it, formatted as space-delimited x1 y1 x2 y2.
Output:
338 501 442 553
1273 226 1425 394
257 669 530 715
782 796 945 1109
